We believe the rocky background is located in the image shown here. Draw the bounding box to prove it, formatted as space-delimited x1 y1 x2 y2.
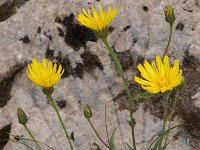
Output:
0 0 200 149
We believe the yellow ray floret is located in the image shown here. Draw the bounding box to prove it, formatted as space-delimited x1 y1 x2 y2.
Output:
134 55 183 93
77 5 118 32
26 58 64 88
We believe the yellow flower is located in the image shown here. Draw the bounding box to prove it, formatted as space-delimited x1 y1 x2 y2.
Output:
26 58 64 88
77 5 118 34
134 55 182 93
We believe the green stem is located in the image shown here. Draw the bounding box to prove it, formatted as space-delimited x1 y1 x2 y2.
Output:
165 90 180 145
101 37 136 150
158 94 168 149
104 102 110 144
23 124 42 150
47 94 74 150
88 119 110 148
162 24 173 59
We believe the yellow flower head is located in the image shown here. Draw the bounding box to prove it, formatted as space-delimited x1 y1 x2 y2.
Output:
77 5 118 35
26 58 64 88
134 55 182 94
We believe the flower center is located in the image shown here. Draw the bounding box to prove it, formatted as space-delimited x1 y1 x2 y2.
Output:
159 76 168 87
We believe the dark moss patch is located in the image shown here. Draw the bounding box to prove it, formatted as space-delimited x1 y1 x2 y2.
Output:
123 25 131 32
57 27 64 37
80 51 103 72
37 26 42 34
0 64 25 108
117 50 134 71
143 6 148 12
13 0 29 8
65 24 97 50
19 35 30 43
0 2 16 22
0 124 11 149
55 13 98 50
176 22 184 31
55 16 62 23
55 52 73 78
62 13 75 26
56 100 67 108
43 31 52 41
0 78 13 108
72 63 84 79
0 0 29 22
108 26 115 34
45 46 54 60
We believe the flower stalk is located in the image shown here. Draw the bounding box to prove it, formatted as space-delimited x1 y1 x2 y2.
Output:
158 94 169 149
46 93 74 150
162 24 173 59
23 124 42 150
162 5 175 59
101 37 136 150
17 108 42 150
88 118 110 148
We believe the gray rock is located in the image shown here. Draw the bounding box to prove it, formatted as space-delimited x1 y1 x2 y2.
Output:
0 0 200 150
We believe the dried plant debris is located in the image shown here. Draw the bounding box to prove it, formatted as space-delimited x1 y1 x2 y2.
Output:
0 124 12 149
55 13 98 50
0 0 29 22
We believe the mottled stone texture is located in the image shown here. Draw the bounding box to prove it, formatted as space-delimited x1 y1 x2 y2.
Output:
0 0 200 150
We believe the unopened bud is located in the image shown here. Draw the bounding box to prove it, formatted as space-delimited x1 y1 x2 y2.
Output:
83 104 93 119
164 5 175 25
17 108 28 125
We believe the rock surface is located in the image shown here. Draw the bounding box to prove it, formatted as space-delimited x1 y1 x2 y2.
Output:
0 0 200 150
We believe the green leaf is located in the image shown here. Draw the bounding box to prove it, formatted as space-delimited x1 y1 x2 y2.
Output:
160 144 168 150
151 137 161 150
148 124 184 150
126 143 134 150
134 92 153 100
109 129 117 150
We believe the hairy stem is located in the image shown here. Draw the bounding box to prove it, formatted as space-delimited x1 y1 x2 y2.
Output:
162 24 173 59
165 90 180 144
88 119 110 148
47 94 74 150
24 124 42 150
158 94 169 149
101 37 136 150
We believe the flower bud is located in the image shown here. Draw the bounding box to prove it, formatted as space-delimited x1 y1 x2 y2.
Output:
164 5 175 25
42 87 54 96
17 108 28 125
83 104 93 119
